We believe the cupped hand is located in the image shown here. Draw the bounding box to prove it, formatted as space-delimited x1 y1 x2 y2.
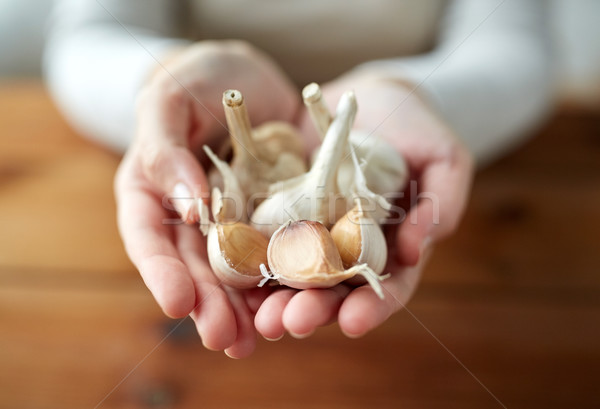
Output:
115 40 299 358
255 72 474 340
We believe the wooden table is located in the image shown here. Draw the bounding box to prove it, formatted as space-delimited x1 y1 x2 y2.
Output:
1 82 599 409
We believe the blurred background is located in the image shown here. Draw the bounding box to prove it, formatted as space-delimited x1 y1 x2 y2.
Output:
0 1 599 408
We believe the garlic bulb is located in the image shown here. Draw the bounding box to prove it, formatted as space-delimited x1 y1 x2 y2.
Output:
251 121 305 163
204 145 268 288
264 220 387 299
250 91 357 237
223 90 306 199
302 82 408 198
207 120 306 192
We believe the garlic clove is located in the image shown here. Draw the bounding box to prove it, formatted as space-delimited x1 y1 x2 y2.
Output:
207 219 269 289
330 201 388 285
266 220 387 299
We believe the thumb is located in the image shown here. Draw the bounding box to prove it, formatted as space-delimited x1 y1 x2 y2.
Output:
134 81 213 224
140 142 209 224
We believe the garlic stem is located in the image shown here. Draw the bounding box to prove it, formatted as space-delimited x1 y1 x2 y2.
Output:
222 89 258 160
309 91 357 188
302 82 332 140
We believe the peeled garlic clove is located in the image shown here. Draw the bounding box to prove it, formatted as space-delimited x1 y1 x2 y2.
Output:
330 202 388 285
207 219 269 289
266 220 387 299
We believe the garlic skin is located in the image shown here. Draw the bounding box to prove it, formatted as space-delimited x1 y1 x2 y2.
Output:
223 90 306 199
330 201 388 285
250 91 357 237
266 220 387 299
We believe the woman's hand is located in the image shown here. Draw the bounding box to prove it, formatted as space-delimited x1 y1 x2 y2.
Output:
254 72 474 339
114 40 299 358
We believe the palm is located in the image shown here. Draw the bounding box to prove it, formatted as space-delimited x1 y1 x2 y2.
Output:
255 76 473 339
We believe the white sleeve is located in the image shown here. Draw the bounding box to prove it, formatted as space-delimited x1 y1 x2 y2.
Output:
43 0 191 152
354 0 556 165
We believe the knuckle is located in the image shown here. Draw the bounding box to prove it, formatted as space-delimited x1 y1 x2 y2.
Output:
140 143 166 181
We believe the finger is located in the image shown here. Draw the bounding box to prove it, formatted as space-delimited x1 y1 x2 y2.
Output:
338 253 426 338
116 172 196 318
254 288 297 341
396 147 473 265
136 85 210 223
175 224 238 351
244 287 272 314
224 288 258 359
282 286 350 338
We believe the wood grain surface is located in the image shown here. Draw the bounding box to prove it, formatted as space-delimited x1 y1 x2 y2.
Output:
0 82 598 409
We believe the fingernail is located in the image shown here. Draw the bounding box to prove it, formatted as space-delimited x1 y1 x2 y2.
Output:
289 329 315 339
198 200 210 235
224 350 239 359
263 334 284 342
171 183 195 223
341 329 364 339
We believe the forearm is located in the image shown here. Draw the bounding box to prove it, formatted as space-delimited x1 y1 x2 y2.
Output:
352 0 556 165
43 0 189 152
